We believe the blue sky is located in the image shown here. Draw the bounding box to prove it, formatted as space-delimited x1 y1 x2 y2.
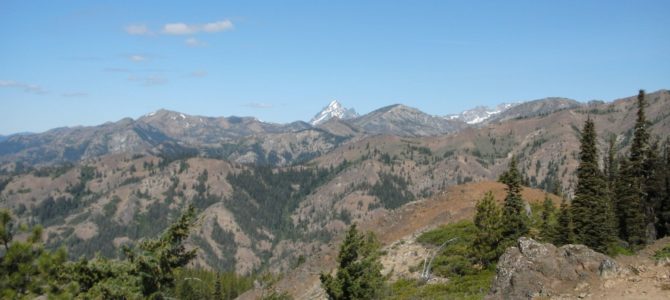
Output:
1 0 669 134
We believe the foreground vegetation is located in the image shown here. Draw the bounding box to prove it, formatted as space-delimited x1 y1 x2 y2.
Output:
0 206 254 299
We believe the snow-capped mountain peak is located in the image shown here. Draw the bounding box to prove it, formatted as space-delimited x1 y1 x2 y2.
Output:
310 100 359 125
446 103 518 124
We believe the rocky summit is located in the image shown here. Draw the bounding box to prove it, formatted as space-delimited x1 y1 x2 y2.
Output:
309 100 359 125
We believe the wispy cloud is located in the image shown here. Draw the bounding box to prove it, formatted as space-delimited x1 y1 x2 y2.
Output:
243 102 273 109
185 37 207 47
128 75 167 86
62 92 88 97
128 54 147 62
0 80 47 94
163 23 198 35
163 20 233 35
201 20 234 33
125 24 152 36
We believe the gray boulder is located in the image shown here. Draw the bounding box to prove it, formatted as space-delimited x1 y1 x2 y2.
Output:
486 237 620 299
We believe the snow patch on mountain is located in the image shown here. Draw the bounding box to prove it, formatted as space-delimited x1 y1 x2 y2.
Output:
446 103 517 124
310 100 359 125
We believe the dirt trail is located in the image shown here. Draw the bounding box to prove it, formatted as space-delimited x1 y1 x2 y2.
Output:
570 237 670 300
238 181 554 299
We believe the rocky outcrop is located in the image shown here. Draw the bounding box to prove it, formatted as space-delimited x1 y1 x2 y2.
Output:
487 237 621 299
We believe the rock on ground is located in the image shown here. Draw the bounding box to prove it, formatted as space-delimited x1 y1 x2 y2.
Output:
487 237 620 299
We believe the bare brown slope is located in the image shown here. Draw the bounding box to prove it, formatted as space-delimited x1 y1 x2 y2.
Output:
238 181 559 300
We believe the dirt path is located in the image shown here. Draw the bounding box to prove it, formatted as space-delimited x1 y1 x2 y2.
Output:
574 238 670 300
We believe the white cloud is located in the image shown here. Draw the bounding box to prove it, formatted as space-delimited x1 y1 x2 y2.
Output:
202 20 233 33
162 19 234 35
0 80 47 94
128 55 146 62
185 37 207 47
125 24 152 35
163 23 199 35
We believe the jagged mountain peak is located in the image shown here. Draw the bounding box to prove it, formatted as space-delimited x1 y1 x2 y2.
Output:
310 100 359 126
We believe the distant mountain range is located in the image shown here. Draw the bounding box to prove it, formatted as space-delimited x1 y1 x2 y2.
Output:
0 94 645 167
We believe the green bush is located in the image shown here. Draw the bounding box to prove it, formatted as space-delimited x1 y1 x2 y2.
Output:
653 244 670 260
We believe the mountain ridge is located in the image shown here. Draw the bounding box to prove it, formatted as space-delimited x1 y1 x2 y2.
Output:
0 91 662 167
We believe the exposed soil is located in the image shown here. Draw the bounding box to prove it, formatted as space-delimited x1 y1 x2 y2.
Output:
557 237 670 300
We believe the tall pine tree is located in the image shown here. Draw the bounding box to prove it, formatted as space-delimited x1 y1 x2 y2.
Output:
630 89 655 241
571 117 615 253
473 191 502 266
615 157 647 247
615 89 657 246
499 156 528 246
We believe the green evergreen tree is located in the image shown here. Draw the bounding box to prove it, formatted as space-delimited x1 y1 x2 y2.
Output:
656 139 670 237
0 210 76 299
629 90 655 242
630 90 650 166
320 224 385 300
539 194 556 242
472 191 502 266
615 157 647 247
614 90 658 246
499 156 529 246
64 205 199 299
571 117 615 253
646 140 665 238
553 198 575 246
